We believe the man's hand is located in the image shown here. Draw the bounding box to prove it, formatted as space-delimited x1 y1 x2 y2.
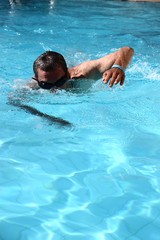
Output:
102 68 125 87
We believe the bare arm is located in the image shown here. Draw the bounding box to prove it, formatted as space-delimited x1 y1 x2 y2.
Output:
96 46 134 72
94 46 134 87
70 46 134 87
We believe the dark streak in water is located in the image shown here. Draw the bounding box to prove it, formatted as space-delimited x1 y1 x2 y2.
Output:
8 99 73 127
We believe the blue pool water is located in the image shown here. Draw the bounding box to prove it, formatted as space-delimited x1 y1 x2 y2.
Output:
0 0 160 239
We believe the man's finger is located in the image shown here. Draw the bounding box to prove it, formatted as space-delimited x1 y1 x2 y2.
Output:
103 72 112 84
108 72 118 87
114 74 122 85
120 74 125 85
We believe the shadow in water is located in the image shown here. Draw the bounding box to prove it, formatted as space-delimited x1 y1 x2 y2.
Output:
8 99 73 128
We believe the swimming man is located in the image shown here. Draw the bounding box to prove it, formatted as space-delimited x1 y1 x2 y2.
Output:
30 46 134 90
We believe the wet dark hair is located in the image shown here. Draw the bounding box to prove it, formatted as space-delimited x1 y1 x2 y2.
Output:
33 51 67 78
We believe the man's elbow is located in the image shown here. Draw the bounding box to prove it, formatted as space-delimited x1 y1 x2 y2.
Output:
128 46 134 55
123 46 134 55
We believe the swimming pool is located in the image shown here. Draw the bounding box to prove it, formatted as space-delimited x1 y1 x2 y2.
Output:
0 0 160 239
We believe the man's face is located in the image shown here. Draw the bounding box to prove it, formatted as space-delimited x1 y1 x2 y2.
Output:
34 67 68 89
37 68 66 84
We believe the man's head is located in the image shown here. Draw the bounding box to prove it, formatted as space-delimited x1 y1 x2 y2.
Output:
33 51 68 89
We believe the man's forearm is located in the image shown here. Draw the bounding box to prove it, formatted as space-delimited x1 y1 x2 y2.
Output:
114 46 134 69
95 46 134 74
